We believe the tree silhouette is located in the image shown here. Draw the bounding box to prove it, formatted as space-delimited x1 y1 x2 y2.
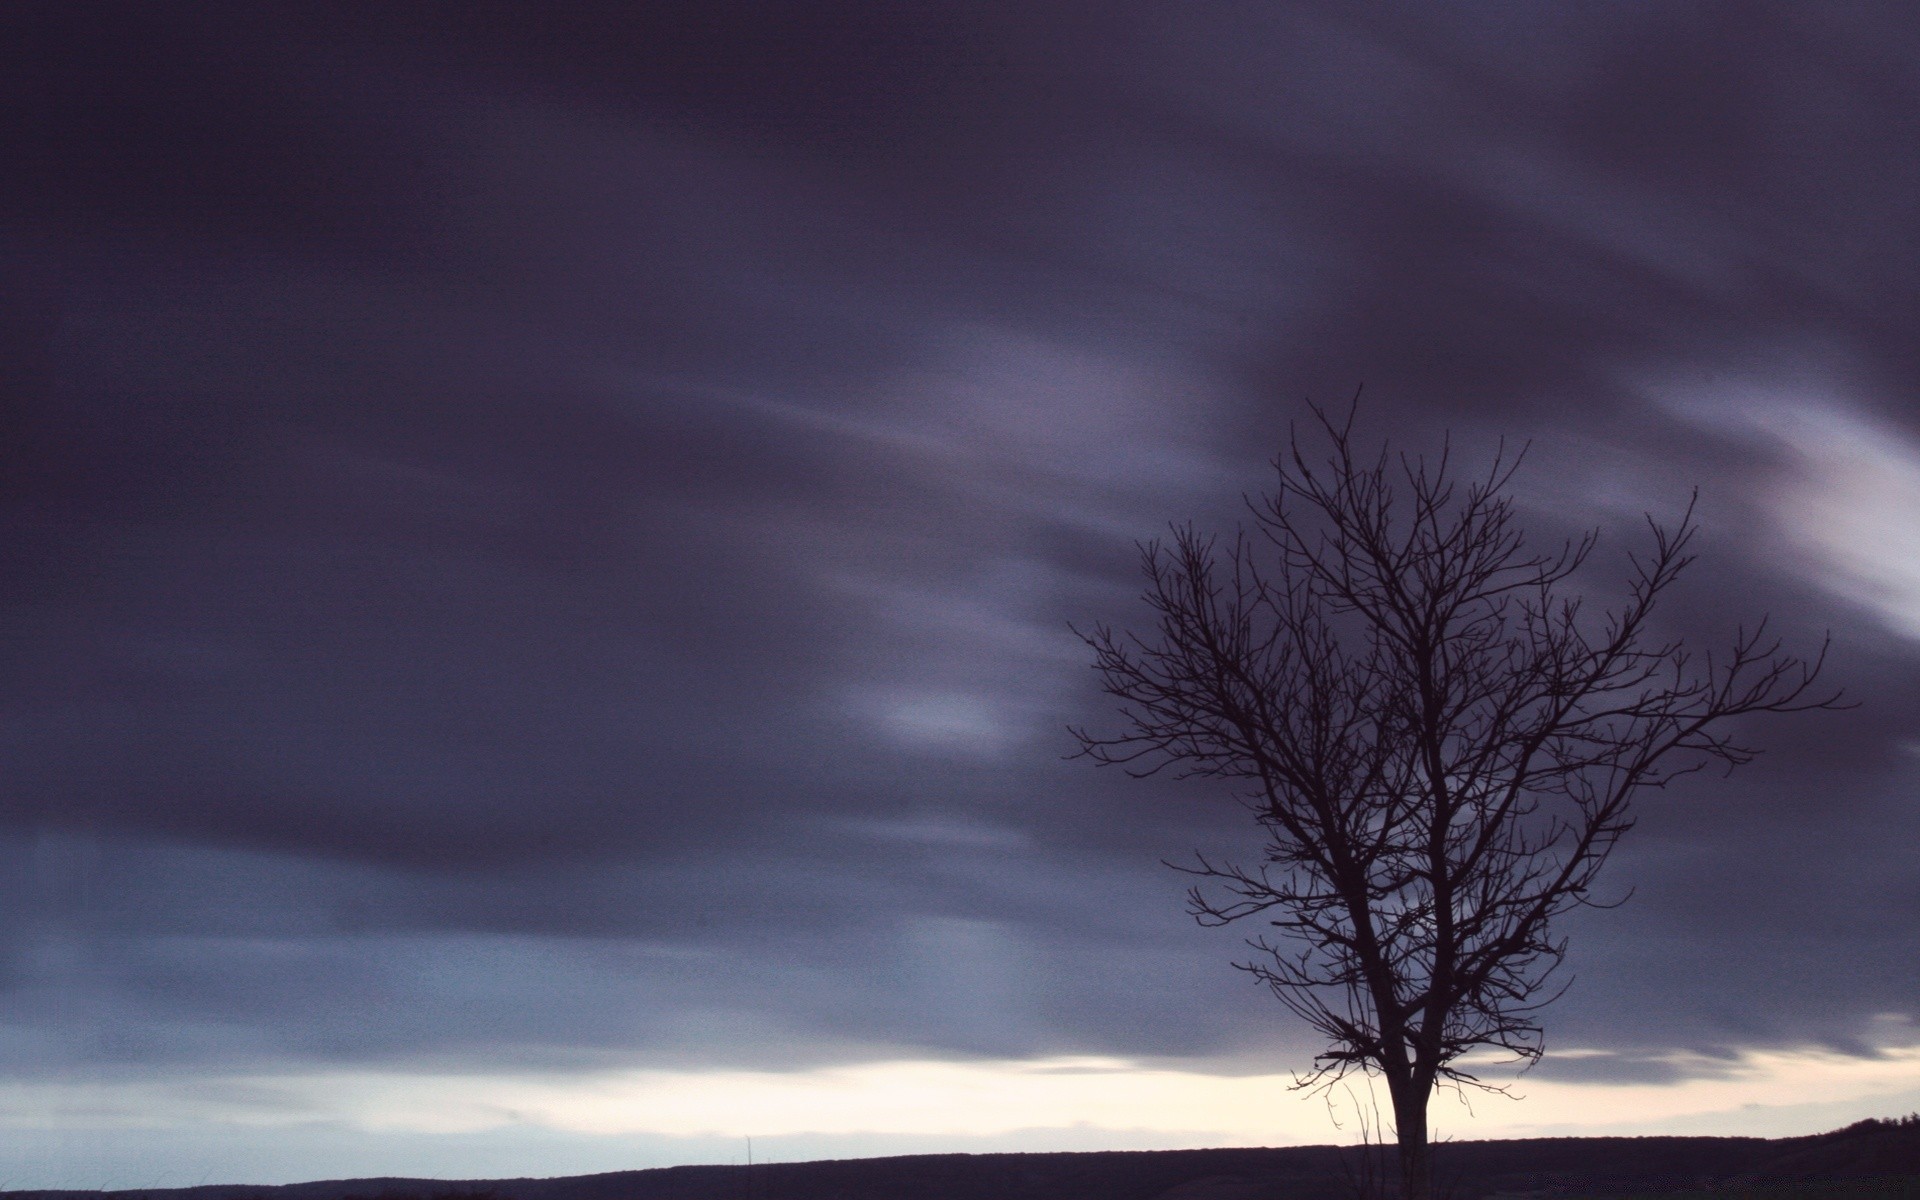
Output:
1073 405 1844 1200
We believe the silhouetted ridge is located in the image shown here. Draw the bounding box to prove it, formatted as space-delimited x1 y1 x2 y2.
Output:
6 1118 1917 1200
1743 1117 1920 1183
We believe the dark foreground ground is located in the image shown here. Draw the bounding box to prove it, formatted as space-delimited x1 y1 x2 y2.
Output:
9 1116 1918 1200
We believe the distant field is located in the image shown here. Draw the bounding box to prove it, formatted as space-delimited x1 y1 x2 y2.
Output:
1586 1179 1920 1200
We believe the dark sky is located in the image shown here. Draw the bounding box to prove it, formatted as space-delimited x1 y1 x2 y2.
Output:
6 1 1920 1187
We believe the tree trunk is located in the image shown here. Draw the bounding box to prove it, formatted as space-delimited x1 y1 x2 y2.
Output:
1389 1081 1431 1200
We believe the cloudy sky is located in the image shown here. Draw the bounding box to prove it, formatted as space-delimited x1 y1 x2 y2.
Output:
7 1 1920 1188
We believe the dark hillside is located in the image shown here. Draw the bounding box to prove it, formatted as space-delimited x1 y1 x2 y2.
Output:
6 1117 1915 1200
1743 1119 1920 1183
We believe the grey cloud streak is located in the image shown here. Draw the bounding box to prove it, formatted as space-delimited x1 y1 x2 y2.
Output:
4 0 1920 1147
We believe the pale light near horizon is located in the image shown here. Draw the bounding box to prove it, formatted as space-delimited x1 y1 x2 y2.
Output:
9 1040 1917 1147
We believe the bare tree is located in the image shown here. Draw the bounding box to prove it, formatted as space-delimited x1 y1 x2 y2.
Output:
1072 406 1844 1200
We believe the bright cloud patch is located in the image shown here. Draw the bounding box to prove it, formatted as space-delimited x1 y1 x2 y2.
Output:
1667 391 1920 640
1751 407 1920 639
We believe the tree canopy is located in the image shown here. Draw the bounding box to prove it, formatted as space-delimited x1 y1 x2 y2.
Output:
1074 407 1843 1200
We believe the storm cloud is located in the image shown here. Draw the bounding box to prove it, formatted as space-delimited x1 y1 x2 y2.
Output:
5 0 1920 1185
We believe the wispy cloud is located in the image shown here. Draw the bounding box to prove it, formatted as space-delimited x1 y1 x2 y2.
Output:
1661 383 1920 639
